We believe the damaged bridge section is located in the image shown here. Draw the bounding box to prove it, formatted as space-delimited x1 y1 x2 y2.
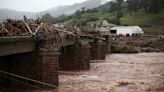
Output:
0 34 60 89
0 18 112 91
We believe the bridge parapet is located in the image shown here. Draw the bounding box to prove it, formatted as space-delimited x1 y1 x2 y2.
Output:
0 36 35 56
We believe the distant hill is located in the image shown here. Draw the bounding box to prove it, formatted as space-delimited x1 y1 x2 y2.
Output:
0 9 41 22
46 0 108 17
0 0 110 22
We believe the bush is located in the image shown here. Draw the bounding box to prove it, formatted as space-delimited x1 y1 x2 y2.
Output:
111 45 138 53
108 18 121 25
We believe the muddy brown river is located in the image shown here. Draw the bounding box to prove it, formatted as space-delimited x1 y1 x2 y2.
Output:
8 53 164 92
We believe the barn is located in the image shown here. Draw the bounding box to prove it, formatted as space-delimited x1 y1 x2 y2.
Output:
110 26 144 36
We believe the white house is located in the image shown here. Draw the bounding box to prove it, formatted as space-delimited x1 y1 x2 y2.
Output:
110 26 144 36
87 20 116 28
87 20 116 35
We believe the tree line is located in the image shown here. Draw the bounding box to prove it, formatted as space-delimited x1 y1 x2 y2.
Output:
127 0 164 13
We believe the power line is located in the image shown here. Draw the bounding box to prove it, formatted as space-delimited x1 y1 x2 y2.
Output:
0 70 57 88
0 73 40 89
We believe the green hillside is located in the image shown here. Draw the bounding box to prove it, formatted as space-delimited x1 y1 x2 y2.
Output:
121 9 164 26
64 9 164 25
64 12 115 26
44 0 164 35
121 9 164 35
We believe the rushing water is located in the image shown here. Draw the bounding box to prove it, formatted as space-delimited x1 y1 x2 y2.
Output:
6 53 164 92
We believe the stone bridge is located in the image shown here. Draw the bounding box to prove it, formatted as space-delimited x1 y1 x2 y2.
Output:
0 33 111 90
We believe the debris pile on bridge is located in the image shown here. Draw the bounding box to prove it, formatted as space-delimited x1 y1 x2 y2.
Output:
0 19 29 36
0 18 61 89
0 17 50 37
0 17 112 90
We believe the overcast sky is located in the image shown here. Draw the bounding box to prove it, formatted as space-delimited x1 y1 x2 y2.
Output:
0 0 88 12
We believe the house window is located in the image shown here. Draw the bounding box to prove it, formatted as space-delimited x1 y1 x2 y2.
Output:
126 34 130 37
132 34 135 37
110 30 116 34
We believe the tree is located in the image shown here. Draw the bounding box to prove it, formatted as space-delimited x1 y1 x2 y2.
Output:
141 0 163 13
86 8 99 13
148 0 160 13
108 17 121 25
115 0 124 20
116 10 123 18
81 7 86 14
109 1 118 12
74 10 82 18
127 0 140 12
116 0 124 8
41 13 55 24
126 0 163 13
56 14 69 23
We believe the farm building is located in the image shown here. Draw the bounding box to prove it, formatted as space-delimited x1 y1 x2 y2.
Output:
110 26 144 36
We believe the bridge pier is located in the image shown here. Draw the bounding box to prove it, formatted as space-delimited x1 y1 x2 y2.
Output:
34 51 59 88
90 39 107 60
59 42 91 71
105 35 112 54
0 56 10 88
0 51 59 89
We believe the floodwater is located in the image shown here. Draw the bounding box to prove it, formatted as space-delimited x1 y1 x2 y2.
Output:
58 53 164 92
9 53 164 92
